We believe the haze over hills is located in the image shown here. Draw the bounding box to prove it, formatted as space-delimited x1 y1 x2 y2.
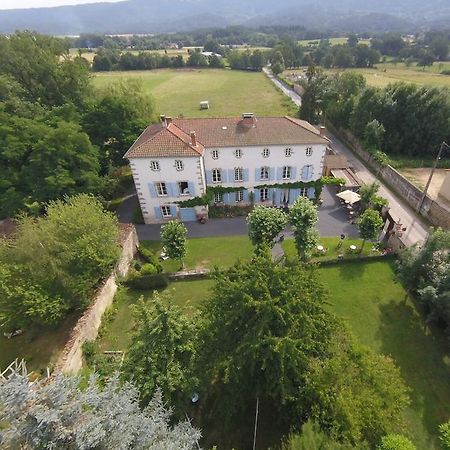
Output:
0 0 448 35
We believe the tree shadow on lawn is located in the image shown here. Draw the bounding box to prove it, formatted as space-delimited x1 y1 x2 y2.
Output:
336 259 368 281
376 299 450 448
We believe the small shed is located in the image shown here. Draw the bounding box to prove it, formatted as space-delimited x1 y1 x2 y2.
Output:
200 100 210 110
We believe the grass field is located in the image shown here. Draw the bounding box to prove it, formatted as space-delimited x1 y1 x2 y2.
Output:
283 61 450 88
96 280 214 352
298 37 371 47
141 235 254 272
93 68 296 118
319 261 450 450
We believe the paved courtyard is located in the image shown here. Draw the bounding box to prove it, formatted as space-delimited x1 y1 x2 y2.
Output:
118 186 358 241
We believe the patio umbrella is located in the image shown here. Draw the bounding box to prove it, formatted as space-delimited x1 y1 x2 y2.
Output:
336 190 361 204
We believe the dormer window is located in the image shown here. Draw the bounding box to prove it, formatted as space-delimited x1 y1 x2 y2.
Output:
175 160 184 171
285 148 292 157
263 148 270 158
235 149 242 158
212 150 219 159
151 161 160 171
306 147 313 156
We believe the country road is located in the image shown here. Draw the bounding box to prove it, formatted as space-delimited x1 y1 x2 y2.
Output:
263 67 429 246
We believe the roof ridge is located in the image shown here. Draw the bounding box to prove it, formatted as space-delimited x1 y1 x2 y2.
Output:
167 123 204 156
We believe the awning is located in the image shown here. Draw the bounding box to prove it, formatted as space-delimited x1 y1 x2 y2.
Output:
336 190 361 204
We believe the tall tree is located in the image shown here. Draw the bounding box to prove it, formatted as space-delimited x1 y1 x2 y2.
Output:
0 372 201 449
289 196 320 261
247 206 287 248
357 208 384 252
122 293 197 410
160 220 188 269
377 435 416 450
299 64 326 124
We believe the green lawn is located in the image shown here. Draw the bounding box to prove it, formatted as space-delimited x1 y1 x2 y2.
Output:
96 279 214 352
282 236 381 262
141 236 254 272
92 68 297 118
0 314 78 373
319 261 450 450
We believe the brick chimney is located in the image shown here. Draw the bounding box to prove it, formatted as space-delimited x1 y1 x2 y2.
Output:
190 131 197 147
242 112 256 127
319 126 326 136
166 116 173 126
160 115 166 126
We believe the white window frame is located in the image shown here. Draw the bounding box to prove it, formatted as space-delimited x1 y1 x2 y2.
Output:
263 148 270 158
235 190 244 202
300 187 308 197
260 188 269 202
175 160 184 171
212 169 222 183
234 167 243 182
212 149 219 159
151 160 160 171
282 166 291 180
260 166 269 180
156 182 168 197
214 192 223 203
285 148 292 157
306 147 313 157
235 149 242 158
161 205 172 218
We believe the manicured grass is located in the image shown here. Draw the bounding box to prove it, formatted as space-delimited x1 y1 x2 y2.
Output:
96 279 214 352
92 68 297 118
141 236 254 272
0 314 78 373
282 236 380 262
318 261 450 449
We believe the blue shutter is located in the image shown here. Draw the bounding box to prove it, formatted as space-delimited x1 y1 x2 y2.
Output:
255 168 260 182
291 166 297 179
269 167 275 181
154 207 162 220
267 188 274 204
170 205 178 217
223 193 230 204
243 168 249 182
307 187 315 199
277 167 283 180
243 189 249 203
168 182 178 197
228 169 234 183
290 189 299 202
301 165 308 180
148 183 157 198
308 165 314 180
188 182 196 196
205 170 212 184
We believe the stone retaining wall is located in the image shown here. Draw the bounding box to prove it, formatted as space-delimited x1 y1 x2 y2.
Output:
53 225 138 374
328 122 449 230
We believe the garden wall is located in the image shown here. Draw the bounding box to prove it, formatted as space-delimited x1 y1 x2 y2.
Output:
327 122 449 230
53 224 138 374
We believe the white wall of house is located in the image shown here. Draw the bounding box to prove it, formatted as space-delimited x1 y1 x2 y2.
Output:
130 155 204 224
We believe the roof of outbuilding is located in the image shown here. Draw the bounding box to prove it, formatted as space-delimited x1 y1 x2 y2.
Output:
124 116 329 158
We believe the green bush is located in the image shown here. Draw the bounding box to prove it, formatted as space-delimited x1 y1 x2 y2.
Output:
140 263 158 276
377 434 415 450
439 420 450 450
138 247 163 273
125 272 168 290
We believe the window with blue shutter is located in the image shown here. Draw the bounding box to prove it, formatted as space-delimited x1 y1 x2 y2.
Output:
243 190 249 203
277 167 284 180
301 165 309 180
154 207 163 220
291 166 297 179
243 168 249 182
255 168 260 181
206 170 212 184
307 187 315 199
168 182 178 197
148 183 158 198
188 182 196 196
269 167 275 181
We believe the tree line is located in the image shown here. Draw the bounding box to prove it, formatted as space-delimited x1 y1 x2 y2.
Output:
299 65 450 158
0 31 156 219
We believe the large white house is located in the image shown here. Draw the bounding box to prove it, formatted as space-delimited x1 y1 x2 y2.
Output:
124 114 330 224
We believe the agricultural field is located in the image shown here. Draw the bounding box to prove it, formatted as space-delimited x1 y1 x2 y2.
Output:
298 37 371 47
92 68 297 118
282 61 450 88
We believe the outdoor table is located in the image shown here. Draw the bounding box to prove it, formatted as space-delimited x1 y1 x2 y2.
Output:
317 245 324 252
349 245 357 251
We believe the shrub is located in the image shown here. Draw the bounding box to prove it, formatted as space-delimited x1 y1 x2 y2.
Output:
439 421 450 450
140 263 158 276
125 272 168 290
377 434 415 450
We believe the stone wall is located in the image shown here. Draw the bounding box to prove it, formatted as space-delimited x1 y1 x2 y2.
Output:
329 123 449 230
53 224 138 374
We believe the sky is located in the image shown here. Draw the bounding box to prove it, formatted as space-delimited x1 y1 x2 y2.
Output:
0 0 123 9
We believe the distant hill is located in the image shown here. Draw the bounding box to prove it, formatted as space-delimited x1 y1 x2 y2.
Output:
0 0 448 35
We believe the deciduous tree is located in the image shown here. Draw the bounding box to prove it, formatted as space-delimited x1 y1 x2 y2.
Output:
357 209 383 252
247 206 287 248
377 434 416 450
288 196 319 261
161 220 188 268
